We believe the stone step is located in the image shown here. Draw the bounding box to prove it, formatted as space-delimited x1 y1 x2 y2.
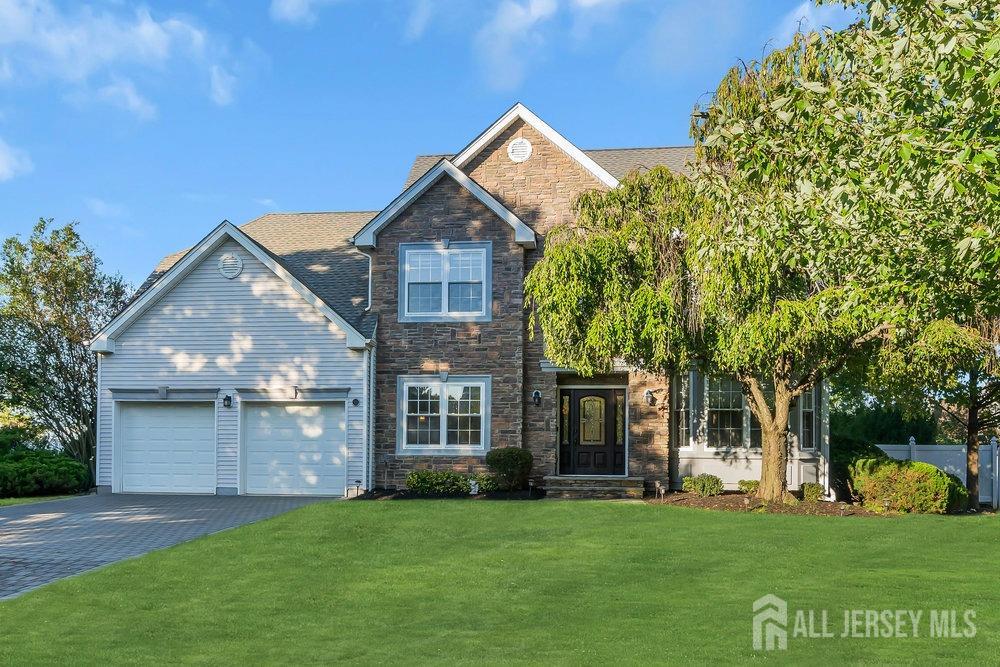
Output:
542 476 646 499
545 485 645 500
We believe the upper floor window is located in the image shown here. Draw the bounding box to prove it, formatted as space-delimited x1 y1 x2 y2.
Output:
399 242 492 322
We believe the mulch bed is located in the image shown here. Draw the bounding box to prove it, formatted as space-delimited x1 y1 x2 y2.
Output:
356 488 543 501
650 490 884 516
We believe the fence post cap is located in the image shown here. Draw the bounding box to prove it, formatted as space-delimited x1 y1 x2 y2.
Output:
908 436 916 446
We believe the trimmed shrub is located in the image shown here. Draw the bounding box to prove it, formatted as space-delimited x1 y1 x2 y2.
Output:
848 457 968 514
404 470 471 496
830 435 890 499
485 447 533 491
737 479 759 495
801 482 824 502
0 450 88 497
682 473 724 497
471 472 501 493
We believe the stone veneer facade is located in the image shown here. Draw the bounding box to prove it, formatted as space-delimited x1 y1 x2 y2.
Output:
371 118 670 490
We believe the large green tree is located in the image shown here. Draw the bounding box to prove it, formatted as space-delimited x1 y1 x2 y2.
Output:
865 317 1000 499
0 220 130 477
527 0 1000 503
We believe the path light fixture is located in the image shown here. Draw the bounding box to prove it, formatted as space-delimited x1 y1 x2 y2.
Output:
839 502 847 516
882 499 891 513
742 497 750 512
222 395 233 408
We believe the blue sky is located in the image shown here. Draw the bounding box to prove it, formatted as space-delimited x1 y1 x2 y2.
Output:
0 0 855 285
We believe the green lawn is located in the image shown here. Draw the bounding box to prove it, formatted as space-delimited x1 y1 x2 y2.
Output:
1 501 997 665
0 494 78 507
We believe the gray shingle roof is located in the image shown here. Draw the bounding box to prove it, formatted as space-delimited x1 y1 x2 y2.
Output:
402 146 695 189
132 145 694 341
134 211 378 337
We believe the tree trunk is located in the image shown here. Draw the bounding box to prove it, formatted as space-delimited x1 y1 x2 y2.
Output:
759 421 790 502
747 378 793 503
966 366 980 505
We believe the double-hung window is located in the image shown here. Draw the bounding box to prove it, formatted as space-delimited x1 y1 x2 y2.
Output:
399 242 491 322
706 376 744 449
398 375 491 455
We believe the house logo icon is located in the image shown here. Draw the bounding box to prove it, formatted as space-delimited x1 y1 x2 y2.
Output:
752 594 788 651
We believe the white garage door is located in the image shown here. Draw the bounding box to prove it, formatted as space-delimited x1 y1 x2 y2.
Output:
244 403 346 496
121 403 216 493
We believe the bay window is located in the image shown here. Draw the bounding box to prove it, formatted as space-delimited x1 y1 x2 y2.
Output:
399 242 491 322
675 372 824 452
397 375 491 455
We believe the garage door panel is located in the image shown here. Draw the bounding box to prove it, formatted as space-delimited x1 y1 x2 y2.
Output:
244 403 345 495
120 403 216 494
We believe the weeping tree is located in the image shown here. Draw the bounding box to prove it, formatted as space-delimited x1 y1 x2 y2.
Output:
0 220 130 478
528 0 1000 502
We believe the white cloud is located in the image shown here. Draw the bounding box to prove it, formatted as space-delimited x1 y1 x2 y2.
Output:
0 135 32 181
623 0 746 78
96 78 156 120
210 65 236 106
254 197 278 209
269 0 340 27
405 0 435 41
474 0 558 91
0 0 245 112
85 196 126 218
774 1 857 47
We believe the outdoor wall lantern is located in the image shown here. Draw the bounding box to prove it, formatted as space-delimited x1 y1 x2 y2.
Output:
644 389 655 406
222 395 233 408
532 390 542 406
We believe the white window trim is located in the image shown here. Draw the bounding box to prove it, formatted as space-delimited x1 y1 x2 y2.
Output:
398 242 492 323
703 375 747 450
396 375 492 456
673 371 695 451
799 386 819 451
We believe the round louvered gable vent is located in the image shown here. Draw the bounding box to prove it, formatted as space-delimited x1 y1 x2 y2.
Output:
218 253 244 279
507 137 532 163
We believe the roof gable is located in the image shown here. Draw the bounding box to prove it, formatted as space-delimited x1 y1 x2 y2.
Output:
352 159 535 249
451 103 618 188
92 221 370 352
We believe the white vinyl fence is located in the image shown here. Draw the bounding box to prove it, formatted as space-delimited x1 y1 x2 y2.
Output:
876 436 998 509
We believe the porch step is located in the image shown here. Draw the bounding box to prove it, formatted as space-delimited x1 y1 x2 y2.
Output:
542 475 645 500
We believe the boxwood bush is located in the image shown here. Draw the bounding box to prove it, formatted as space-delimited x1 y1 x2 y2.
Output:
485 447 533 491
737 479 759 495
682 473 724 497
0 449 89 497
848 457 968 514
405 469 472 495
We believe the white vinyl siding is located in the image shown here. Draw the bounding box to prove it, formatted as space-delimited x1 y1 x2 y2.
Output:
398 242 492 322
96 240 367 492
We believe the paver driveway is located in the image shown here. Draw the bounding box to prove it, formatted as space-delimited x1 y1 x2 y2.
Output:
0 494 324 599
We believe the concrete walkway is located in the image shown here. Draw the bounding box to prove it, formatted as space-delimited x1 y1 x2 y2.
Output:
0 494 323 600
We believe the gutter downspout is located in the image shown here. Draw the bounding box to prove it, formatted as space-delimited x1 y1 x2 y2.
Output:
358 248 373 312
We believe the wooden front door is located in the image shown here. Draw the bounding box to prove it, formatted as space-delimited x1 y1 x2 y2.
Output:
559 388 626 475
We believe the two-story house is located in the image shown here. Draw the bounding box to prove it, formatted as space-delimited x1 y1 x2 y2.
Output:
90 104 830 498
